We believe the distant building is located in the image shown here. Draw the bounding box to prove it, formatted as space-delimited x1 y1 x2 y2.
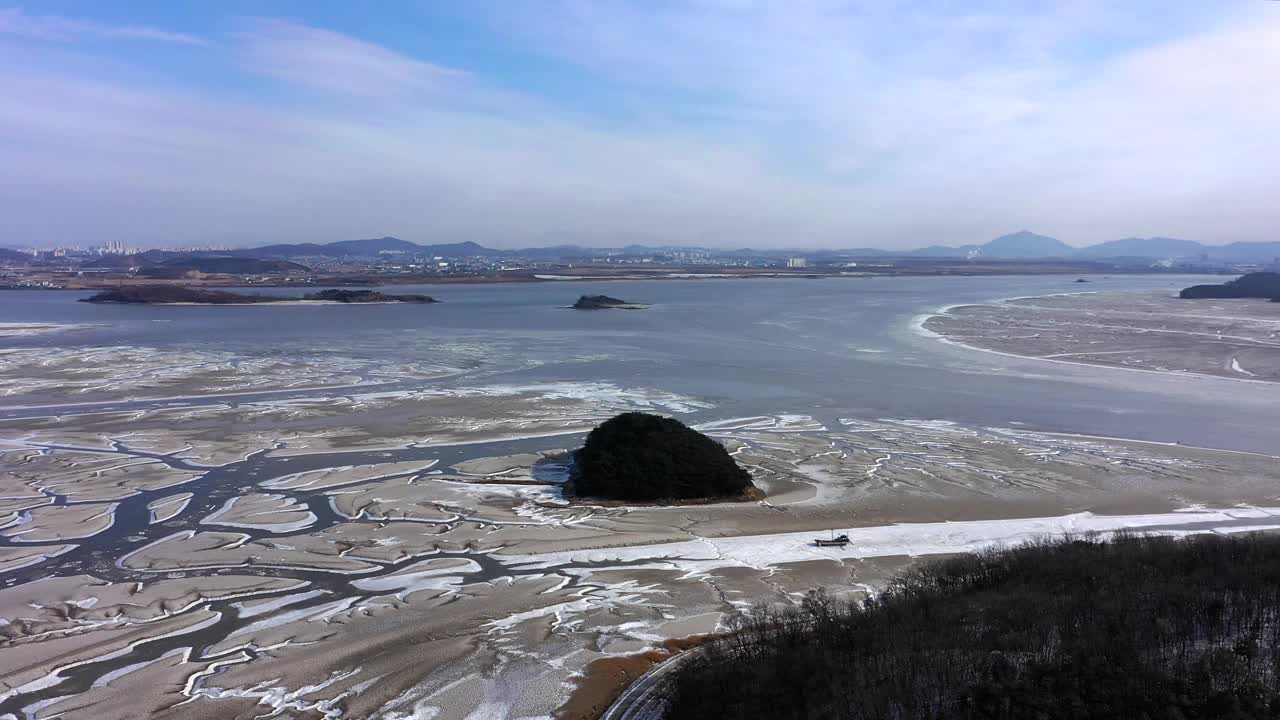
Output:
786 257 808 268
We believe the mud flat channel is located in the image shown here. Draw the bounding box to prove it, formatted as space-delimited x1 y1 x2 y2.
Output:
2 279 1279 719
2 393 1279 719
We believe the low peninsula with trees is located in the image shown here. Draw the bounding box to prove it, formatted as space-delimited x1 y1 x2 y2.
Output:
570 294 647 310
1180 272 1280 300
569 412 758 502
80 287 437 305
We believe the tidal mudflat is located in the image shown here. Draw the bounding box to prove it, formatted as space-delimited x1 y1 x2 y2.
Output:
923 289 1280 382
3 397 1277 719
2 276 1279 719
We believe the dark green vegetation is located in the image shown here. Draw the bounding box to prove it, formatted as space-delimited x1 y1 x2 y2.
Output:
83 255 306 274
81 286 280 304
211 237 489 259
80 254 154 269
570 413 756 502
1180 272 1280 300
146 257 308 275
571 294 637 309
0 248 32 265
668 533 1280 720
81 286 435 304
302 289 436 303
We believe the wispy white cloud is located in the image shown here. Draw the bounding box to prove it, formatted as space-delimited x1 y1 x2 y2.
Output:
1 2 1278 249
0 6 205 46
237 19 465 100
485 0 1280 241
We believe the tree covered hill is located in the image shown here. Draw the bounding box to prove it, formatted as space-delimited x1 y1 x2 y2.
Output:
570 413 756 502
1181 272 1280 300
80 286 436 304
668 533 1280 720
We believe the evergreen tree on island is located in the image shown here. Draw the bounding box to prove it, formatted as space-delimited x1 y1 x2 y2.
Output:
571 412 756 501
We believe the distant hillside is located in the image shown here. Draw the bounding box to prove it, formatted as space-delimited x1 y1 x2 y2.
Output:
515 244 596 259
223 243 330 258
1072 238 1280 262
324 237 421 255
1205 241 1280 262
220 238 500 259
84 254 306 274
1075 237 1204 259
0 248 34 265
854 234 1277 261
158 257 309 274
82 254 156 268
909 244 981 258
415 241 498 257
976 230 1075 259
73 233 1280 263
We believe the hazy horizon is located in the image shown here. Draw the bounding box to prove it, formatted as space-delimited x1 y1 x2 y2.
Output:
3 2 1278 250
8 229 1279 254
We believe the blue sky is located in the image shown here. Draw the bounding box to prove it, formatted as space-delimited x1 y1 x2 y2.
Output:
2 1 1277 249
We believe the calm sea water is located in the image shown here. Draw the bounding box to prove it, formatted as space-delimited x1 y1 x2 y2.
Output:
3 274 1277 454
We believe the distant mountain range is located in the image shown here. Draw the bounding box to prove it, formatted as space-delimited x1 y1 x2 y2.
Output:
189 231 1277 262
8 232 1280 264
821 231 1280 262
206 239 495 260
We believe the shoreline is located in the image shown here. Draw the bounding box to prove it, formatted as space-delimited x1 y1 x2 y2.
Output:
564 304 650 310
497 506 1280 570
910 293 1280 387
1 268 1220 293
84 299 435 306
0 322 97 337
0 379 401 414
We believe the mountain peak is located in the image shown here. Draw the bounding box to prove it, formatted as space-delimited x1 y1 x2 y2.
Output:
979 231 1073 259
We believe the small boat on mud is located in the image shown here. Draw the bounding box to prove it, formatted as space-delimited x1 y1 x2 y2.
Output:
814 532 850 547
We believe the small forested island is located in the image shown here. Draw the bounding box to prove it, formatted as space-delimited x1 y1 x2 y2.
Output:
571 294 646 310
1179 271 1280 300
80 286 436 304
303 289 436 303
570 412 758 502
666 533 1280 720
